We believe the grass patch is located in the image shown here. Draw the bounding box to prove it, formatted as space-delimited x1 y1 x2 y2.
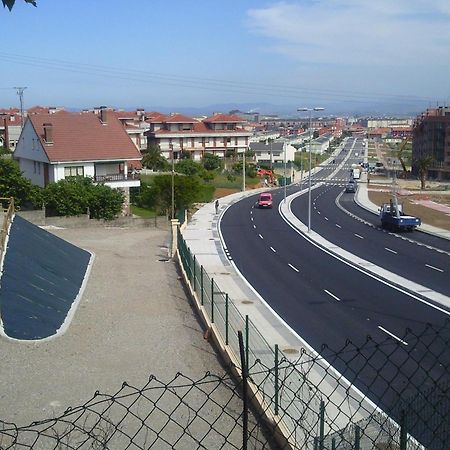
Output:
130 205 158 218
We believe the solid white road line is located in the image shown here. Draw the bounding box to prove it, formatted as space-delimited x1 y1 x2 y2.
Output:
335 224 342 228
270 247 276 253
288 263 300 272
354 233 364 239
324 289 341 302
259 234 264 239
377 326 408 346
425 264 444 273
384 247 397 254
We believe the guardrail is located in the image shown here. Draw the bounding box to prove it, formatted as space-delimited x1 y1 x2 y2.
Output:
177 228 447 450
0 197 14 260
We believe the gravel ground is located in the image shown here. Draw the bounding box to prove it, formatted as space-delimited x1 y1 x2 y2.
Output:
0 226 228 426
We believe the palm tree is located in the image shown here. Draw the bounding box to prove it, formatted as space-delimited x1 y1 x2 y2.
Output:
414 155 434 190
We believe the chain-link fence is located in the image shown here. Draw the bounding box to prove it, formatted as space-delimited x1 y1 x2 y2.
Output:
177 228 450 450
1 230 448 450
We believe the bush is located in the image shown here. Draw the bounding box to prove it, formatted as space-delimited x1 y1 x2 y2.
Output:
44 177 123 220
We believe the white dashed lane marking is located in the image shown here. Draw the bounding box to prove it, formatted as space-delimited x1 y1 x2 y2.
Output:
384 247 397 254
324 289 341 302
288 263 300 272
335 224 342 228
270 247 276 253
425 264 444 273
258 234 264 240
354 233 364 239
378 326 408 346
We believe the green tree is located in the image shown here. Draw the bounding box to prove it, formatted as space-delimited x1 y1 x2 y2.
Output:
142 144 170 171
175 159 204 176
44 177 123 220
202 152 222 171
44 177 92 216
139 175 201 215
414 155 434 190
0 159 41 206
89 183 124 220
2 0 36 10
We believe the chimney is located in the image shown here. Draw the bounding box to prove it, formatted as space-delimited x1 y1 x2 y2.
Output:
3 117 9 150
100 106 108 124
43 123 53 144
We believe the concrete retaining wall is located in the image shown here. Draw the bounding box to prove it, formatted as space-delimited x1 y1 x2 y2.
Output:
16 210 169 229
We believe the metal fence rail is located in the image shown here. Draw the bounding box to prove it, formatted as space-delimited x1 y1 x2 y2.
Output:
0 226 448 449
177 228 450 450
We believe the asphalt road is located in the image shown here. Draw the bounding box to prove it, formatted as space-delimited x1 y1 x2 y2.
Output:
220 138 450 448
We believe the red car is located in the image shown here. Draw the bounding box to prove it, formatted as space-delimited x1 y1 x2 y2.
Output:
257 193 273 209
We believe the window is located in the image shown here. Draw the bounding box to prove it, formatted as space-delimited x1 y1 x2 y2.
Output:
64 166 84 177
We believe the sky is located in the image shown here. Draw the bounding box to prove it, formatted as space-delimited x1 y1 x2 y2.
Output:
1 0 449 114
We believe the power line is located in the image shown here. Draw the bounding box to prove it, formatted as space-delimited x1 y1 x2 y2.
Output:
0 51 435 106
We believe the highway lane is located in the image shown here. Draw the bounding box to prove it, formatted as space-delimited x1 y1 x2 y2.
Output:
291 185 450 297
221 190 449 398
220 141 449 446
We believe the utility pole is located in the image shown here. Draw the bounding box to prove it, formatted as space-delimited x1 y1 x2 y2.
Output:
242 148 246 192
14 87 27 129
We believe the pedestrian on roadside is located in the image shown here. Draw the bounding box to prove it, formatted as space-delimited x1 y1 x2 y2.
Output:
215 199 219 214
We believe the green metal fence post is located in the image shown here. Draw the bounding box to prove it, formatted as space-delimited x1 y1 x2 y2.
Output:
331 437 336 450
354 425 361 450
314 437 318 450
193 255 196 292
319 400 325 450
245 315 249 371
211 278 214 323
400 410 407 450
200 266 204 305
274 344 279 416
225 293 229 345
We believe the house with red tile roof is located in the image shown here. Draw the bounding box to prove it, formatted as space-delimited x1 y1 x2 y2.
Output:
146 112 252 160
14 108 141 210
0 109 23 150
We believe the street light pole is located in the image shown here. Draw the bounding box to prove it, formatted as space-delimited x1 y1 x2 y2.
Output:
297 107 325 233
242 148 246 192
283 141 287 203
171 145 175 219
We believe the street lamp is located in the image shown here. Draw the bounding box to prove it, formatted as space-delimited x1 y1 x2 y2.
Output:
297 107 325 232
170 144 175 219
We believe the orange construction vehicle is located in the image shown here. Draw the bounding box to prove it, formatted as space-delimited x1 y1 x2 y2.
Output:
256 168 275 185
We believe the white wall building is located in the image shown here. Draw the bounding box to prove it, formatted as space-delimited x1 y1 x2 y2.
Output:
146 113 252 160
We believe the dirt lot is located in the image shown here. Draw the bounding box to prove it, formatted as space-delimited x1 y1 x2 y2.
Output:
0 227 227 426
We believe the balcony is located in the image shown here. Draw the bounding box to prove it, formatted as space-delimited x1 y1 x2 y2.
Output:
94 172 140 188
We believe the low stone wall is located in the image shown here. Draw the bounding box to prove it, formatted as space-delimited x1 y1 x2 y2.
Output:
16 210 169 229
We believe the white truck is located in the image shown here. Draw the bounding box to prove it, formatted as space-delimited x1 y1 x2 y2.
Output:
352 168 361 180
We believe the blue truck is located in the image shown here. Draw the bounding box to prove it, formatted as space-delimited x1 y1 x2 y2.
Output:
379 200 421 231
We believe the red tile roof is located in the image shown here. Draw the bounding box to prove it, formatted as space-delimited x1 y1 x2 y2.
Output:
164 113 196 123
203 113 245 123
29 111 141 163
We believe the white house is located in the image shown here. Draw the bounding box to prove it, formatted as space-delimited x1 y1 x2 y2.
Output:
146 112 252 160
14 109 142 211
249 141 296 165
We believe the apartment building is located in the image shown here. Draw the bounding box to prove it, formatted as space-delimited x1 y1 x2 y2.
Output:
412 106 450 180
145 113 252 160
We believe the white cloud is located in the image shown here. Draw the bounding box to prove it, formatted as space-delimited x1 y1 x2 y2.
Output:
246 1 450 67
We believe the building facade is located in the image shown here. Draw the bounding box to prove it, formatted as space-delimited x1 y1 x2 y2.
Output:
146 113 252 160
412 107 450 181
